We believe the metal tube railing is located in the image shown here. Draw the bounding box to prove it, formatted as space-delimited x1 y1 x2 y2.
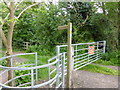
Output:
0 53 63 88
0 41 106 88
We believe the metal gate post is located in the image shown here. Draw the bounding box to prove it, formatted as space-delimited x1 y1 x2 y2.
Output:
62 53 65 88
56 46 60 87
31 69 34 87
76 45 77 56
103 41 106 53
35 52 38 84
88 45 90 62
10 57 14 87
97 42 99 60
48 60 50 87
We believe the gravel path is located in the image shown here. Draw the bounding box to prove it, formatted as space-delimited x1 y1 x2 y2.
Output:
12 52 28 64
72 70 119 88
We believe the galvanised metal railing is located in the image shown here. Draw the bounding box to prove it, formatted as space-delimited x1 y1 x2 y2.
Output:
56 41 106 71
0 53 65 88
0 41 106 88
48 52 66 88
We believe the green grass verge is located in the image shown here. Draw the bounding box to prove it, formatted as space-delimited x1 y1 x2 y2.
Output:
18 54 52 64
94 59 120 66
79 64 119 76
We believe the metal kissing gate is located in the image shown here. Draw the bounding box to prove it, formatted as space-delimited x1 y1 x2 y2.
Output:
0 41 106 88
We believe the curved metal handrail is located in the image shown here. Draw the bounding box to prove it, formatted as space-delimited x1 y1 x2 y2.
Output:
0 53 37 61
0 52 63 88
0 53 62 70
0 74 58 88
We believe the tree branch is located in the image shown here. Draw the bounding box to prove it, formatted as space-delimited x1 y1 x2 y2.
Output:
17 3 39 19
3 0 11 11
0 24 8 48
81 15 89 26
5 13 10 20
15 0 24 10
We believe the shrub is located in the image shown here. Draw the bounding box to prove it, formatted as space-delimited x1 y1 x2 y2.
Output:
26 45 56 56
101 50 120 66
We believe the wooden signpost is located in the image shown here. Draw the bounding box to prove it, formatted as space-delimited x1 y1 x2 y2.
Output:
58 23 73 88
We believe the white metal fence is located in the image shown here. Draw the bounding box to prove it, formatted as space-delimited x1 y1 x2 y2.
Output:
56 41 106 71
0 41 106 88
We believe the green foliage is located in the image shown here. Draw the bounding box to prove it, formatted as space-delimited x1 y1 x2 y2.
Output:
15 69 31 86
15 62 32 86
12 2 95 50
14 62 54 86
37 68 48 81
95 51 120 66
1 2 119 53
80 64 119 76
26 45 56 56
0 60 7 66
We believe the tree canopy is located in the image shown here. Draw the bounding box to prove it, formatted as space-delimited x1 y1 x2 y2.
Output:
1 1 119 52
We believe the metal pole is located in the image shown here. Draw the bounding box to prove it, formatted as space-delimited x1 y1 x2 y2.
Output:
10 57 14 87
76 45 77 56
31 69 34 87
56 46 60 87
35 52 38 84
62 53 65 88
66 23 73 88
88 45 90 62
103 41 106 53
97 42 99 59
48 60 50 87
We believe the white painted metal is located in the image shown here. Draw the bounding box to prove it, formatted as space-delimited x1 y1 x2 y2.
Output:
0 41 106 88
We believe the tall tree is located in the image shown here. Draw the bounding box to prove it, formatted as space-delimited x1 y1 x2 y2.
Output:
0 0 39 85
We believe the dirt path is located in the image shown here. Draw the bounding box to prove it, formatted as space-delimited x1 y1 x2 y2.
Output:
72 70 119 88
12 52 28 64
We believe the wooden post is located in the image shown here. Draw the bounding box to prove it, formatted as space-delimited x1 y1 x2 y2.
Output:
66 23 73 88
58 23 73 88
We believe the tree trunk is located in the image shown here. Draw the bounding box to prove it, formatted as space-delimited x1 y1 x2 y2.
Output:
6 1 15 86
0 24 8 48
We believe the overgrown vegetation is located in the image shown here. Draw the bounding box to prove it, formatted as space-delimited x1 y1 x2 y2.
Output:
26 45 56 56
95 51 120 66
1 2 118 53
15 62 49 86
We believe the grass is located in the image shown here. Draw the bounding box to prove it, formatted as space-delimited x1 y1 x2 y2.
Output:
15 54 53 84
14 57 53 86
79 64 120 76
94 59 120 66
19 54 119 76
18 54 52 64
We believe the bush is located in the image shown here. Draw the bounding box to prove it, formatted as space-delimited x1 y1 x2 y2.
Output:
26 45 56 56
101 51 120 66
15 62 32 86
14 62 49 86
